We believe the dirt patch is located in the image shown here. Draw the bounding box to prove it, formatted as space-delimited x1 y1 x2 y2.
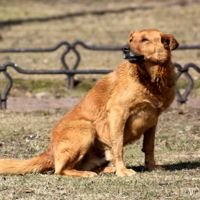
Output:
172 97 200 109
6 96 81 111
5 96 200 111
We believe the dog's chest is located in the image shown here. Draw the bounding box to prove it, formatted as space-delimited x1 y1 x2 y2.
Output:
124 101 161 143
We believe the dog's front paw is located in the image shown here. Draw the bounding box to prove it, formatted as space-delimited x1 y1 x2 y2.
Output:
116 168 136 177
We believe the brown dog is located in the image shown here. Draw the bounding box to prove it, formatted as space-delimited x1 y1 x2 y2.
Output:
0 29 179 177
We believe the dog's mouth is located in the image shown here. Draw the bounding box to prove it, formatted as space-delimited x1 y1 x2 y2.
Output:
123 53 144 63
122 45 144 63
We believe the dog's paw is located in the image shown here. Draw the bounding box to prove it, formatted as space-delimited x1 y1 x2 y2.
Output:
102 166 116 173
116 168 136 177
82 171 98 177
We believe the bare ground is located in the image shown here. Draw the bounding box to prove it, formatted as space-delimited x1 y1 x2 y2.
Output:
6 96 80 111
5 95 200 111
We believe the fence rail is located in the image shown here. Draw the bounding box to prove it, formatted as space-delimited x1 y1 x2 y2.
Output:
0 41 200 109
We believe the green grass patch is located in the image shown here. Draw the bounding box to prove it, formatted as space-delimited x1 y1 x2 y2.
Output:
176 79 200 89
0 78 96 98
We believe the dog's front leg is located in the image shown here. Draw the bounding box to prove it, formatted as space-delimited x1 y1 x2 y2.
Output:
142 125 163 171
108 108 136 177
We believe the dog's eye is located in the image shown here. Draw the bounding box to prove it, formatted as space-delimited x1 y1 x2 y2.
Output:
129 39 132 42
141 38 149 42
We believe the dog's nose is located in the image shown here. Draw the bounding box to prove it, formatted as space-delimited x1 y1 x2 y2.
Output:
122 45 130 53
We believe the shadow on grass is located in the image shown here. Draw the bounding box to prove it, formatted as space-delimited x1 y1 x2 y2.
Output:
128 161 200 173
163 161 200 171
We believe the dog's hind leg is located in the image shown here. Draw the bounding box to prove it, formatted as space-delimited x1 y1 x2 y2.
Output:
54 150 97 177
60 169 97 177
53 120 97 177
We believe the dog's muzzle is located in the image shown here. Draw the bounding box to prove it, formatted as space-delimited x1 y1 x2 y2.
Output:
122 45 144 63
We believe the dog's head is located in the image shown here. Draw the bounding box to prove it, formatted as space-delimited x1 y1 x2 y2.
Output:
122 29 179 64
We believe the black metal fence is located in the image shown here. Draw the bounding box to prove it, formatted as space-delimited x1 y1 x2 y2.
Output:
0 41 200 109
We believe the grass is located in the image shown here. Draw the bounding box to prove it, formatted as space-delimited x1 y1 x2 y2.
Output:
0 107 199 199
0 78 96 98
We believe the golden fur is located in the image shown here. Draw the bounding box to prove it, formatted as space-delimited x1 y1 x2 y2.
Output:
0 29 179 177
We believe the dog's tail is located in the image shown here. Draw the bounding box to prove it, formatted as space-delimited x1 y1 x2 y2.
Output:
0 150 54 175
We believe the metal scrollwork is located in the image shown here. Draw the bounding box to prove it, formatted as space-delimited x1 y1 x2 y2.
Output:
0 42 200 109
174 63 200 104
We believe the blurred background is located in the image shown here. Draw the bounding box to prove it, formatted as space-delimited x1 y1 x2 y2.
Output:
0 0 200 108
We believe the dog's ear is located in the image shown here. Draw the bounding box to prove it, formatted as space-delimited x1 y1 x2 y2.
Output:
161 34 179 51
128 31 135 40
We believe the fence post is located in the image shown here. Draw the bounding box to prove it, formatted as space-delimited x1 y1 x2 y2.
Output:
67 74 75 90
0 94 2 110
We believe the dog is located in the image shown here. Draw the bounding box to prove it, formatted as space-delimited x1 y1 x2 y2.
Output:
0 29 179 177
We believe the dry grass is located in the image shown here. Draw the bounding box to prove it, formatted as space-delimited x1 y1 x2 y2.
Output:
0 107 199 199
